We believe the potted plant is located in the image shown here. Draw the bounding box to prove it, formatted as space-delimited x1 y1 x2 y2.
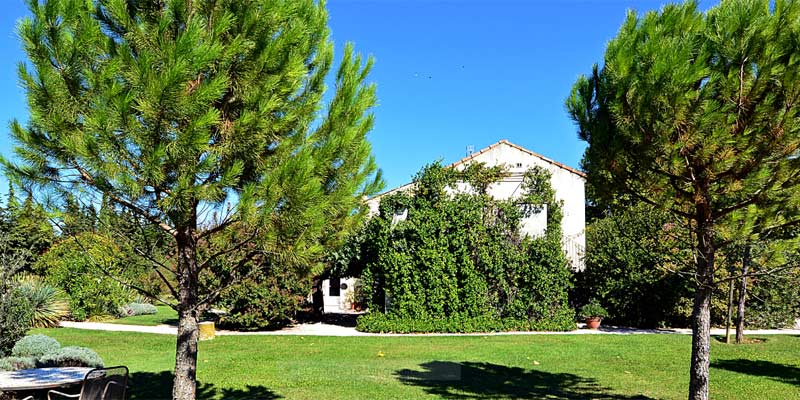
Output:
350 280 367 312
580 300 608 329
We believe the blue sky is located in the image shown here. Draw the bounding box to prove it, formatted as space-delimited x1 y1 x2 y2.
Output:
0 0 694 191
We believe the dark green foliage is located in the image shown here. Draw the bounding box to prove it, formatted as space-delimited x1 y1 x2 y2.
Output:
357 163 574 332
0 239 33 357
579 300 608 319
215 266 312 331
576 204 693 328
38 346 104 368
745 271 800 328
578 204 798 329
12 334 60 359
567 1 800 396
0 289 32 358
356 313 574 334
5 194 55 268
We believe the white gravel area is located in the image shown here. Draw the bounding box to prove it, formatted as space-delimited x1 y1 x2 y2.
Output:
59 320 800 337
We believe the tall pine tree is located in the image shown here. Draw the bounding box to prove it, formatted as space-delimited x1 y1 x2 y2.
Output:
5 1 382 398
567 1 800 399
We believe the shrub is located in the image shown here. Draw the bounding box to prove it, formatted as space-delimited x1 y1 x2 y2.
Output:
356 313 575 333
745 271 800 329
38 346 104 368
579 300 608 319
34 233 134 320
0 288 32 357
575 204 694 328
215 266 312 331
0 242 34 357
578 204 800 329
119 302 158 317
15 275 70 328
11 334 60 358
0 356 37 371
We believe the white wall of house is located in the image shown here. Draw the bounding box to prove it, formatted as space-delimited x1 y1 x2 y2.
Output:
365 140 586 270
319 277 359 313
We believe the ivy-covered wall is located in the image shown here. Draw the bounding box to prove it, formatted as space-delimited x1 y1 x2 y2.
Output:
356 162 574 333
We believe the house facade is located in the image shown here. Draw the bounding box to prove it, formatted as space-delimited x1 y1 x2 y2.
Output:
319 139 586 313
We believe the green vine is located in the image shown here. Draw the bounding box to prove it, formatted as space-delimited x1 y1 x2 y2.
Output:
356 162 573 332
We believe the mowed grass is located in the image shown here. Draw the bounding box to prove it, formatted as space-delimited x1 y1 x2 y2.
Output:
33 328 800 400
109 306 178 326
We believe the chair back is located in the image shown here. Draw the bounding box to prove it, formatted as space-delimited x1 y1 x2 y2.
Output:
79 366 129 400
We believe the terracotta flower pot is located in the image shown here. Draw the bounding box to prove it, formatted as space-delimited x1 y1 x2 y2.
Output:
585 317 602 329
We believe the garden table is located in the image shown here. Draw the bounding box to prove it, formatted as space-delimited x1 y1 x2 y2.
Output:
0 367 92 394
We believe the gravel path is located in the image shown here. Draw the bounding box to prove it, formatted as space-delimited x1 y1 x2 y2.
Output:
58 320 800 337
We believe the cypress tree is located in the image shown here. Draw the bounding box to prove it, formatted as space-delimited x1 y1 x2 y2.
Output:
5 1 382 398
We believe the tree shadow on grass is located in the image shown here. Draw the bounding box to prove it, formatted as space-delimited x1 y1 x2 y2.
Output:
712 359 800 387
129 371 281 400
395 361 654 399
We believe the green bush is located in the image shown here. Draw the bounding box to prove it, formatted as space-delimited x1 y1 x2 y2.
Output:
0 356 37 371
0 288 32 357
578 204 800 329
356 163 574 332
575 204 694 328
579 300 608 319
119 302 158 317
0 241 34 357
745 271 800 329
11 334 60 358
215 266 311 331
34 233 134 320
38 346 104 368
15 275 69 328
356 313 575 333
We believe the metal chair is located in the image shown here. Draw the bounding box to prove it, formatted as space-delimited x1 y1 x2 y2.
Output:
47 366 128 400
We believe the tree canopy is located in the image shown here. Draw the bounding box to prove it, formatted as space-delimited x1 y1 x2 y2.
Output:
5 1 382 398
567 1 800 399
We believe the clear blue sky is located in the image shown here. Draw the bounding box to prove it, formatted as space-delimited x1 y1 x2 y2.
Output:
0 0 702 191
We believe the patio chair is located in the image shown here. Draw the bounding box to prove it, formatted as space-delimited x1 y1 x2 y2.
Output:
47 366 129 400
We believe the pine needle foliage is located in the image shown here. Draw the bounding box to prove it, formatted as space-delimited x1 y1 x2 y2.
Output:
4 1 383 398
567 1 800 399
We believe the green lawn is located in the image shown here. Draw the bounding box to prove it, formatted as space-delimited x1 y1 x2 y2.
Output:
109 306 178 326
32 329 800 400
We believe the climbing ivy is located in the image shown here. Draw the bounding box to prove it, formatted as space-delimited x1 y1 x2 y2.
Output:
356 162 574 332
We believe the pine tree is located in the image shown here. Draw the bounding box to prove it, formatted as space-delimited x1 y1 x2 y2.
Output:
567 1 800 399
5 1 382 398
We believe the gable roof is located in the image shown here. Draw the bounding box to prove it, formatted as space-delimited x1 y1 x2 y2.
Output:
452 139 586 178
370 139 585 200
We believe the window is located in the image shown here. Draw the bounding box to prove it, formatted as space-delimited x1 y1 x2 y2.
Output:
515 162 523 168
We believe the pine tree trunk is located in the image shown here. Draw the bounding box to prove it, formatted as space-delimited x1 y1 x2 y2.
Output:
173 230 199 400
688 222 715 400
735 247 750 344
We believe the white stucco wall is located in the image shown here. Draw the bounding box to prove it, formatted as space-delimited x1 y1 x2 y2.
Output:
319 277 359 313
365 141 586 270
